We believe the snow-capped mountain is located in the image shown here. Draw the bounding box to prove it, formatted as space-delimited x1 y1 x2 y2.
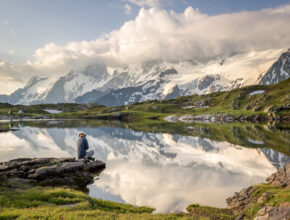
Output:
259 48 290 85
78 48 287 106
0 48 288 105
0 64 110 105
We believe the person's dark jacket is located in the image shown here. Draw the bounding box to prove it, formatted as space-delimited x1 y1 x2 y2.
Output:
77 137 89 159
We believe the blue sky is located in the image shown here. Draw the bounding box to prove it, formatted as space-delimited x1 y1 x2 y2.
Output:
1 0 290 62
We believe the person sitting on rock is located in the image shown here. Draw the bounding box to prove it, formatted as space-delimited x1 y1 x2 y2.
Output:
77 133 94 160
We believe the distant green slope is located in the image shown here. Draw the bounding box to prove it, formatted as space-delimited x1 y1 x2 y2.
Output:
70 78 289 121
0 78 289 121
119 78 289 119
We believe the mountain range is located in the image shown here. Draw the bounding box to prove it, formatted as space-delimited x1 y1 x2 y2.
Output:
0 48 289 106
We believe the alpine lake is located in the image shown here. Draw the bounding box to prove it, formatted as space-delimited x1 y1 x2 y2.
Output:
0 119 289 213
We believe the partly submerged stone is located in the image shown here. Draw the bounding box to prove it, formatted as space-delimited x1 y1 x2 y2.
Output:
0 157 105 190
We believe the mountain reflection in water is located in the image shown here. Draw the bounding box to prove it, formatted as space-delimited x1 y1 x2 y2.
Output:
0 120 289 213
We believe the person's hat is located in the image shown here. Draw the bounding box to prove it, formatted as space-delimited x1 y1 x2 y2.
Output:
79 132 85 136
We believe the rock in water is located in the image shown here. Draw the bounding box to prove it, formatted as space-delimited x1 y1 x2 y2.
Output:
0 157 106 190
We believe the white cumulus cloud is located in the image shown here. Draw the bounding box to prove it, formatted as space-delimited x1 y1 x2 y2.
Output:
26 5 290 75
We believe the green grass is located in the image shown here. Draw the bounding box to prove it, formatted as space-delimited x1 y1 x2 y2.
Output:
186 204 233 220
0 186 213 220
0 183 287 220
243 184 290 218
0 187 158 220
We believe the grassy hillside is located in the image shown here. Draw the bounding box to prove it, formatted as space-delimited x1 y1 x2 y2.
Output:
114 78 290 120
0 78 289 121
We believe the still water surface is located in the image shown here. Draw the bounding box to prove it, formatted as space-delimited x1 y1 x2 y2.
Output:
0 120 289 213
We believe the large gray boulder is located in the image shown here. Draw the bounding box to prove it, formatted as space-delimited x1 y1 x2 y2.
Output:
0 157 105 190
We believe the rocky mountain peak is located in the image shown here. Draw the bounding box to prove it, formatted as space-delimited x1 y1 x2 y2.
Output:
259 49 290 85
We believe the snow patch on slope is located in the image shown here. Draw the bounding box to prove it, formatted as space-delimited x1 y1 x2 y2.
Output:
249 90 265 96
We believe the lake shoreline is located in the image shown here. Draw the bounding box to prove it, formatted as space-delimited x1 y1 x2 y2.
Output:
0 111 289 123
0 156 288 219
1 119 289 157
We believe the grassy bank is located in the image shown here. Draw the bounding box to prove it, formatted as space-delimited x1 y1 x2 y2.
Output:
0 186 232 220
0 183 288 220
242 184 290 218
